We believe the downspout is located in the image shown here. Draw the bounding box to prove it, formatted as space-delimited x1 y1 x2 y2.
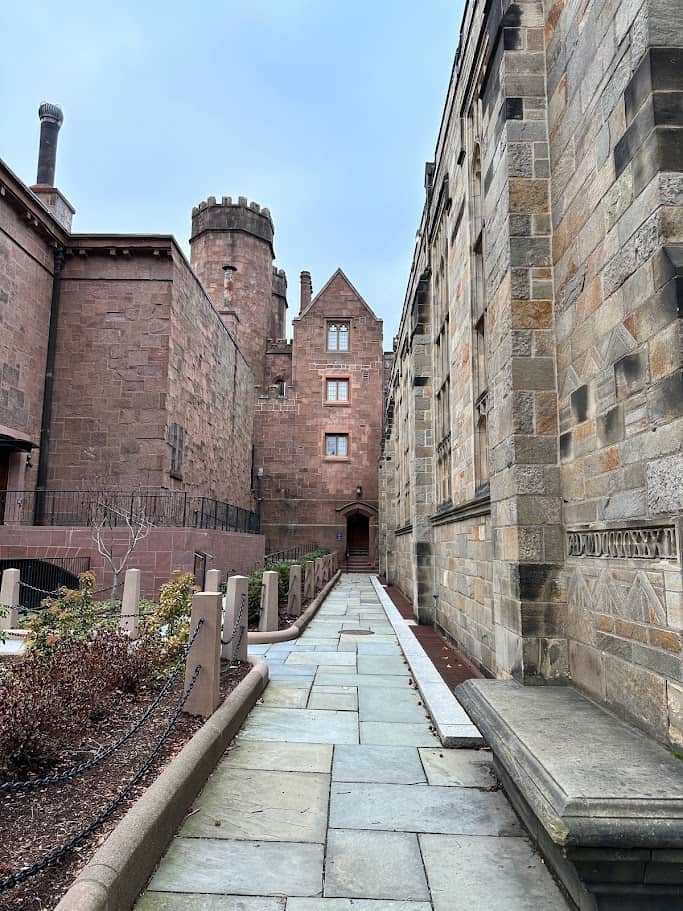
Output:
34 246 64 523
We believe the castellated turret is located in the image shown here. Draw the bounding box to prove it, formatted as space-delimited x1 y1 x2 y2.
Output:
190 196 278 388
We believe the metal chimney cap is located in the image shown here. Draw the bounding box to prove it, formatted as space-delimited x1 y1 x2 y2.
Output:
38 102 64 125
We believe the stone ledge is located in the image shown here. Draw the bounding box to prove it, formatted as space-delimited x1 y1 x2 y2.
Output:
456 679 683 909
394 522 413 536
429 492 491 526
371 576 483 747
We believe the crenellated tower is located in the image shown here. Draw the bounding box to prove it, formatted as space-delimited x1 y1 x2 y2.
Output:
190 196 284 388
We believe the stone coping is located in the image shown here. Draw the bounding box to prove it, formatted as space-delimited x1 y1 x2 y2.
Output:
247 570 342 644
54 658 269 911
456 679 683 849
370 576 483 747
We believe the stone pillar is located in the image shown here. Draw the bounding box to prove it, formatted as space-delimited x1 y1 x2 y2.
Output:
287 564 302 617
120 568 141 638
205 569 222 593
223 575 248 662
304 561 315 601
315 558 323 591
259 570 279 632
0 568 20 630
184 592 222 718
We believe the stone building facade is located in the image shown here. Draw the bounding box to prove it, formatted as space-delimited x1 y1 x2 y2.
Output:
380 0 683 748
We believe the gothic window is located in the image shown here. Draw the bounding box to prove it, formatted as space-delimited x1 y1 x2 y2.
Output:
327 321 350 351
433 214 451 509
274 377 286 397
170 423 184 479
474 314 489 493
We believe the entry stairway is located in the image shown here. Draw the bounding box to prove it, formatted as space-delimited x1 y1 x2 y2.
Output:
345 549 376 573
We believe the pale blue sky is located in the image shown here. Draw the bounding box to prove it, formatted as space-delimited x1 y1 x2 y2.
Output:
1 1 463 341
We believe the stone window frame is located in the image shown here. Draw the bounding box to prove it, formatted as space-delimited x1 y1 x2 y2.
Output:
326 320 351 353
324 375 351 406
323 431 351 462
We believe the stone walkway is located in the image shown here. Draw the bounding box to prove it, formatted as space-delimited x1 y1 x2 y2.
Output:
137 574 568 910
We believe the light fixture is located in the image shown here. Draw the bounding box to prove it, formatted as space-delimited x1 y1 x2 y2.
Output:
355 485 362 498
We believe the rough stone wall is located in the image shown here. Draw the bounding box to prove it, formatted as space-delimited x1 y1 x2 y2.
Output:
548 0 683 743
255 270 383 558
168 250 255 508
190 198 276 388
50 247 172 489
0 179 55 487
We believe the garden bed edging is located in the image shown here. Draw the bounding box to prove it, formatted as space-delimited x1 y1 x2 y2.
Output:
247 569 342 644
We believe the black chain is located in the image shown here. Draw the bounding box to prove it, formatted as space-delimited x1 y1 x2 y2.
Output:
0 664 201 893
0 619 204 795
18 580 61 597
220 592 246 647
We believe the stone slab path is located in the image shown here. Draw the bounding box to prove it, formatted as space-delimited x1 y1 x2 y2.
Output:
137 574 568 910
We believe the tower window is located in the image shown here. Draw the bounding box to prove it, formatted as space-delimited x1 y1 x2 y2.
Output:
170 423 184 479
326 378 349 402
327 321 350 351
325 434 349 457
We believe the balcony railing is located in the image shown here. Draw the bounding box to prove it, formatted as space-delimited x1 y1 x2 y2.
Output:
0 489 261 534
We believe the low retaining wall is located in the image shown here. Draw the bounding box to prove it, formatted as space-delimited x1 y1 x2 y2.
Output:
54 658 269 911
0 526 265 598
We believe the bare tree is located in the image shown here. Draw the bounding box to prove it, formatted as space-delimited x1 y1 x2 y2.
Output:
89 491 152 608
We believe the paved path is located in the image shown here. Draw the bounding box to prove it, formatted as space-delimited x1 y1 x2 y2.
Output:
137 574 568 910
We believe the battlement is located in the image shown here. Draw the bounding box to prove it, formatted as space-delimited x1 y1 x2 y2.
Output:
266 338 293 355
190 195 274 248
272 266 287 298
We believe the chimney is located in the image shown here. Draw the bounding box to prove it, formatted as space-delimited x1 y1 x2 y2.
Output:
300 270 312 313
36 103 64 186
32 103 75 232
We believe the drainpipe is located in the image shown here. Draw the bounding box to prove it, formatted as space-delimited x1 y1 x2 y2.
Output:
34 246 65 524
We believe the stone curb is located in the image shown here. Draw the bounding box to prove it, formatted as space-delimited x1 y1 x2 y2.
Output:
247 570 342 644
54 658 269 911
370 576 483 748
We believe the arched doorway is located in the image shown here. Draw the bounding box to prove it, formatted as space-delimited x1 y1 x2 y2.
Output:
347 512 369 556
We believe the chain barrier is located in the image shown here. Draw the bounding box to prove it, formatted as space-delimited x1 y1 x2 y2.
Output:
18 580 62 597
220 592 246 649
0 618 204 796
0 664 201 894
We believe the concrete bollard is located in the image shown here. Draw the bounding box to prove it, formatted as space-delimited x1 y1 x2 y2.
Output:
204 569 222 593
259 570 279 633
184 591 222 718
304 561 315 601
0 568 19 630
120 568 141 638
222 574 248 662
287 563 302 617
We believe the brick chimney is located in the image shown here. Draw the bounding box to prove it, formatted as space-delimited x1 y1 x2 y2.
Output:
31 103 75 232
300 270 312 313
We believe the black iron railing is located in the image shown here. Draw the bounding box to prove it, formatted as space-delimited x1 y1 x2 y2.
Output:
264 543 318 564
0 490 260 535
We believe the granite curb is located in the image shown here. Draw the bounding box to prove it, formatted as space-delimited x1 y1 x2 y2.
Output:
370 576 483 748
247 569 342 644
54 658 269 911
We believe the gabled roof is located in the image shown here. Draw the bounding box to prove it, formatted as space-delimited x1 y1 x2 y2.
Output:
296 268 382 322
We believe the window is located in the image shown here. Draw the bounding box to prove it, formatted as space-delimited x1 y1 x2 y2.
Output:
170 423 184 478
474 314 489 492
327 321 350 351
325 434 349 457
326 378 349 402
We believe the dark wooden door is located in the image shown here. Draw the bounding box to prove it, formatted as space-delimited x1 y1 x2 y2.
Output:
347 513 369 553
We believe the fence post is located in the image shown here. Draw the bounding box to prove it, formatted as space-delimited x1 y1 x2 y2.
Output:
184 591 222 717
205 569 222 593
223 574 248 662
304 560 314 601
259 570 279 632
120 568 141 638
287 564 302 617
315 557 324 591
0 568 19 629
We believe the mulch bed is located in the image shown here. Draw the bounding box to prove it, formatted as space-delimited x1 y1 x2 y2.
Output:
0 659 251 911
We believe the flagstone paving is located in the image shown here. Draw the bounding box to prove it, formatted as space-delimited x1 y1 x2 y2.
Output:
137 574 569 910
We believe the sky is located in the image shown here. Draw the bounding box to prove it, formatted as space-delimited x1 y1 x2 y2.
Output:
0 0 463 342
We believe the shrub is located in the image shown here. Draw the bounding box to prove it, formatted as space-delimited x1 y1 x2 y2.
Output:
141 571 195 661
248 546 333 623
25 571 99 651
0 631 163 777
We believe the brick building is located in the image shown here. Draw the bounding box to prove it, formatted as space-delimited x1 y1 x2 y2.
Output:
1 104 384 589
380 0 682 750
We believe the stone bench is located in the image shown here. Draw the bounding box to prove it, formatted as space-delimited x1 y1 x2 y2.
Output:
456 680 683 911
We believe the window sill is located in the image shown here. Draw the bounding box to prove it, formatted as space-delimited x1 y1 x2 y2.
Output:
429 491 491 527
324 456 351 463
324 400 351 407
169 470 184 481
394 523 413 536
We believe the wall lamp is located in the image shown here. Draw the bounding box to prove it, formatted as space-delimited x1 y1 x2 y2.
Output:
355 485 362 498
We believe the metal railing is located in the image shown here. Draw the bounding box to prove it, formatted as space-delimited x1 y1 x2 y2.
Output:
1 557 91 612
264 543 318 564
0 490 260 534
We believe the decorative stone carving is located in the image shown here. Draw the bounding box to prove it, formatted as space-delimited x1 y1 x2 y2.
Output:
567 526 677 560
